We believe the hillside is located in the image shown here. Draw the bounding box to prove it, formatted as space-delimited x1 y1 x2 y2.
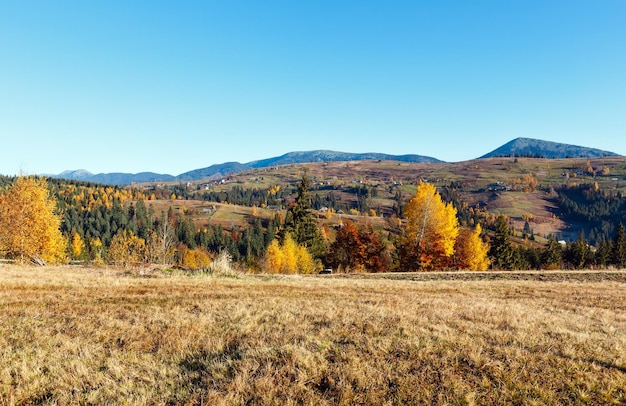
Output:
481 137 619 159
177 150 442 181
167 156 626 243
53 139 621 185
4 154 626 271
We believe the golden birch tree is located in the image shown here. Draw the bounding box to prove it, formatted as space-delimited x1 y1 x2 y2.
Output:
281 234 299 274
0 176 66 264
400 182 459 270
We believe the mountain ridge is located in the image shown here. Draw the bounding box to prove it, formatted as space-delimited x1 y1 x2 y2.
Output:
53 139 621 185
481 137 619 159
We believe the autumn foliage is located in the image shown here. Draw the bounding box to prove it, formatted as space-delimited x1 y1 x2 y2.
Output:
264 234 317 274
0 176 66 264
399 182 459 270
327 221 390 272
454 224 491 271
181 247 212 270
108 230 146 267
0 174 498 272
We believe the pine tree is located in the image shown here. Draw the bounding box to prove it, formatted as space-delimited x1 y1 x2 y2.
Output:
282 173 327 260
612 223 626 268
489 215 514 270
595 237 612 267
541 238 563 269
565 232 590 269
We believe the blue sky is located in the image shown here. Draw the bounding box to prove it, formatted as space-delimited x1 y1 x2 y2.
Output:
1 1 625 176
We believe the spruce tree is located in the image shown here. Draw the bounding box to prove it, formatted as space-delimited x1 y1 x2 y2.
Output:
566 231 589 269
282 173 327 260
595 237 612 267
612 223 626 268
489 215 514 270
541 238 563 269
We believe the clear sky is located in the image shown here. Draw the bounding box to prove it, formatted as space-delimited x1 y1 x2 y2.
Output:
1 1 625 176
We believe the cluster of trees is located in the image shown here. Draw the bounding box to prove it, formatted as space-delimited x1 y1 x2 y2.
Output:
486 215 626 270
327 221 391 272
3 173 626 273
556 183 626 245
0 176 277 267
158 179 391 216
265 234 316 274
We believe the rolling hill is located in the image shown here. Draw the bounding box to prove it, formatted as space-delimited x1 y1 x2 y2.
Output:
53 138 621 185
177 150 443 182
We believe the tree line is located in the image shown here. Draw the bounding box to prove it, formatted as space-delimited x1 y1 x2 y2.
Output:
1 174 625 272
555 183 626 245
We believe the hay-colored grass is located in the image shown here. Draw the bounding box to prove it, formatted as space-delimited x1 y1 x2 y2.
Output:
1 265 625 404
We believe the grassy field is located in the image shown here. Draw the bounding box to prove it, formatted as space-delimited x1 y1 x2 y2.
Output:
1 265 625 405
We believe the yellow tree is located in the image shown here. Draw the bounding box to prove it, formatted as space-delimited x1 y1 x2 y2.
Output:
401 182 459 270
455 224 491 271
263 234 317 274
265 239 283 274
70 232 85 260
281 233 299 274
108 230 146 267
181 247 212 270
0 176 66 264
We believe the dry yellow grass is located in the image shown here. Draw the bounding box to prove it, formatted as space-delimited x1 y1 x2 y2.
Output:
1 265 625 405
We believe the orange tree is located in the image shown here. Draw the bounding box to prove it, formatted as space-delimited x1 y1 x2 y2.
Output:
0 176 66 264
327 221 389 272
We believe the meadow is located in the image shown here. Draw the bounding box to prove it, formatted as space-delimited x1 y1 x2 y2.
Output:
1 265 625 405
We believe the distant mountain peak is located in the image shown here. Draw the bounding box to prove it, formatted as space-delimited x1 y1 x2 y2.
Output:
58 169 94 179
481 137 620 159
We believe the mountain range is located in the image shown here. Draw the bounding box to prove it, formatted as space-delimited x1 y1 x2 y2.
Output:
54 138 621 185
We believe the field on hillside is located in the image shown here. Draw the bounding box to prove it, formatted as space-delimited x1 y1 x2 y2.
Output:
1 265 625 405
150 156 626 240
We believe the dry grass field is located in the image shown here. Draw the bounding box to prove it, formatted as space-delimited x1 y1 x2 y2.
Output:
1 265 625 405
